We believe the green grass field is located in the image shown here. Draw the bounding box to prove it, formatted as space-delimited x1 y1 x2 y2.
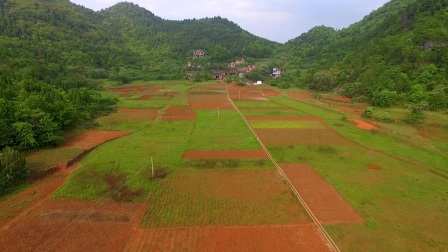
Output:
250 120 326 129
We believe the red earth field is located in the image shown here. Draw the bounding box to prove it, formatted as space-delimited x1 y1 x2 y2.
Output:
188 94 234 110
246 115 323 122
126 224 335 252
116 108 159 120
348 118 378 131
261 89 281 96
280 164 364 225
183 149 268 159
161 105 196 120
255 129 355 146
227 84 269 102
60 130 131 150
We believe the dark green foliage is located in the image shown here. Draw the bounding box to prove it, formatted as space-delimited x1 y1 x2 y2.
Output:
362 107 375 119
403 107 426 125
281 0 448 109
0 146 28 195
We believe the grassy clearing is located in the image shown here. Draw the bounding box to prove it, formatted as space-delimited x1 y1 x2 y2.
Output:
53 120 195 201
95 114 153 132
188 110 260 150
234 101 284 107
269 145 448 251
240 109 308 117
118 96 171 109
141 169 310 227
250 120 326 129
26 148 84 171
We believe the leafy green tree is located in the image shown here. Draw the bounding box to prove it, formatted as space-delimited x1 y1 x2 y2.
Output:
0 147 28 195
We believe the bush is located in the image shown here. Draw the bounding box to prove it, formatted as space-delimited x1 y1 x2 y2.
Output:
376 112 394 123
403 108 425 125
362 107 375 119
0 147 28 195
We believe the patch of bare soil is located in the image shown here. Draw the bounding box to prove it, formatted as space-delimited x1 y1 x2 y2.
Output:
183 149 268 159
255 129 355 146
0 198 148 252
103 174 143 202
288 91 316 102
367 164 383 170
227 84 269 102
280 164 364 225
161 106 196 120
348 118 377 131
322 96 353 104
246 116 323 122
125 224 335 252
60 130 131 150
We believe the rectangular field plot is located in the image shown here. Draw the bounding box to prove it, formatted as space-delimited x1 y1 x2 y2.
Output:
255 129 355 146
240 109 308 117
141 169 311 227
250 121 327 129
187 110 260 150
234 101 284 108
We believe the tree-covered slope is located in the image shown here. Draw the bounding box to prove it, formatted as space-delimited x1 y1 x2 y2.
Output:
281 0 448 109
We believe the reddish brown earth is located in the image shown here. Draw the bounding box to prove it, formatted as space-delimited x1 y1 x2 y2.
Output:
116 108 159 120
322 96 352 104
227 84 269 102
60 130 131 150
280 164 364 225
238 107 293 110
188 94 234 110
255 129 354 146
262 89 281 96
368 164 383 170
161 106 196 120
183 149 268 159
0 198 148 252
125 224 334 252
348 118 377 131
246 116 323 122
418 127 448 142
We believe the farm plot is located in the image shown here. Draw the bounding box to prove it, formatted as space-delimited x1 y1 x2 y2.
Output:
0 199 148 252
188 93 234 110
183 149 268 159
250 120 327 129
227 84 268 102
60 130 131 150
255 129 354 146
96 109 159 131
141 169 311 227
188 110 260 150
126 224 334 252
261 89 281 96
161 105 196 121
280 164 364 225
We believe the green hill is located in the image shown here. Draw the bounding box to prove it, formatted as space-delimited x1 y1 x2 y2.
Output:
280 0 448 109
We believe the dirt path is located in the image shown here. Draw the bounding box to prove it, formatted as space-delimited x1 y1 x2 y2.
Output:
226 85 340 252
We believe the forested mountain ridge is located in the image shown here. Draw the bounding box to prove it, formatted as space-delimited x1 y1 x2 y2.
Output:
281 0 448 110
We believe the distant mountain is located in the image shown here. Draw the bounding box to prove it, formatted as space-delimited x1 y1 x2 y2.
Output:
281 0 448 109
0 0 279 81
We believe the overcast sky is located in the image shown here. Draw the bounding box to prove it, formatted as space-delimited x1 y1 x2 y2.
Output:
70 0 390 43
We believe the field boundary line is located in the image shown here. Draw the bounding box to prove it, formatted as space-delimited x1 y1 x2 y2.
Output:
226 85 340 252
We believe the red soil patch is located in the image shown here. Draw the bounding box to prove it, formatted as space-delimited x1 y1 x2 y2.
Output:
183 149 268 159
227 84 269 102
281 164 364 225
161 106 196 120
348 118 377 131
262 89 281 96
0 199 148 252
116 108 159 120
188 93 234 110
60 130 131 150
418 127 448 141
368 164 383 170
246 116 323 122
255 129 354 146
107 85 165 97
126 224 334 252
322 96 352 104
238 107 293 110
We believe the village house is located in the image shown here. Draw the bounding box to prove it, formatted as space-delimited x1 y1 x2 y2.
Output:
193 49 205 57
228 68 239 76
212 70 226 80
235 59 245 65
229 62 236 68
273 68 282 78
